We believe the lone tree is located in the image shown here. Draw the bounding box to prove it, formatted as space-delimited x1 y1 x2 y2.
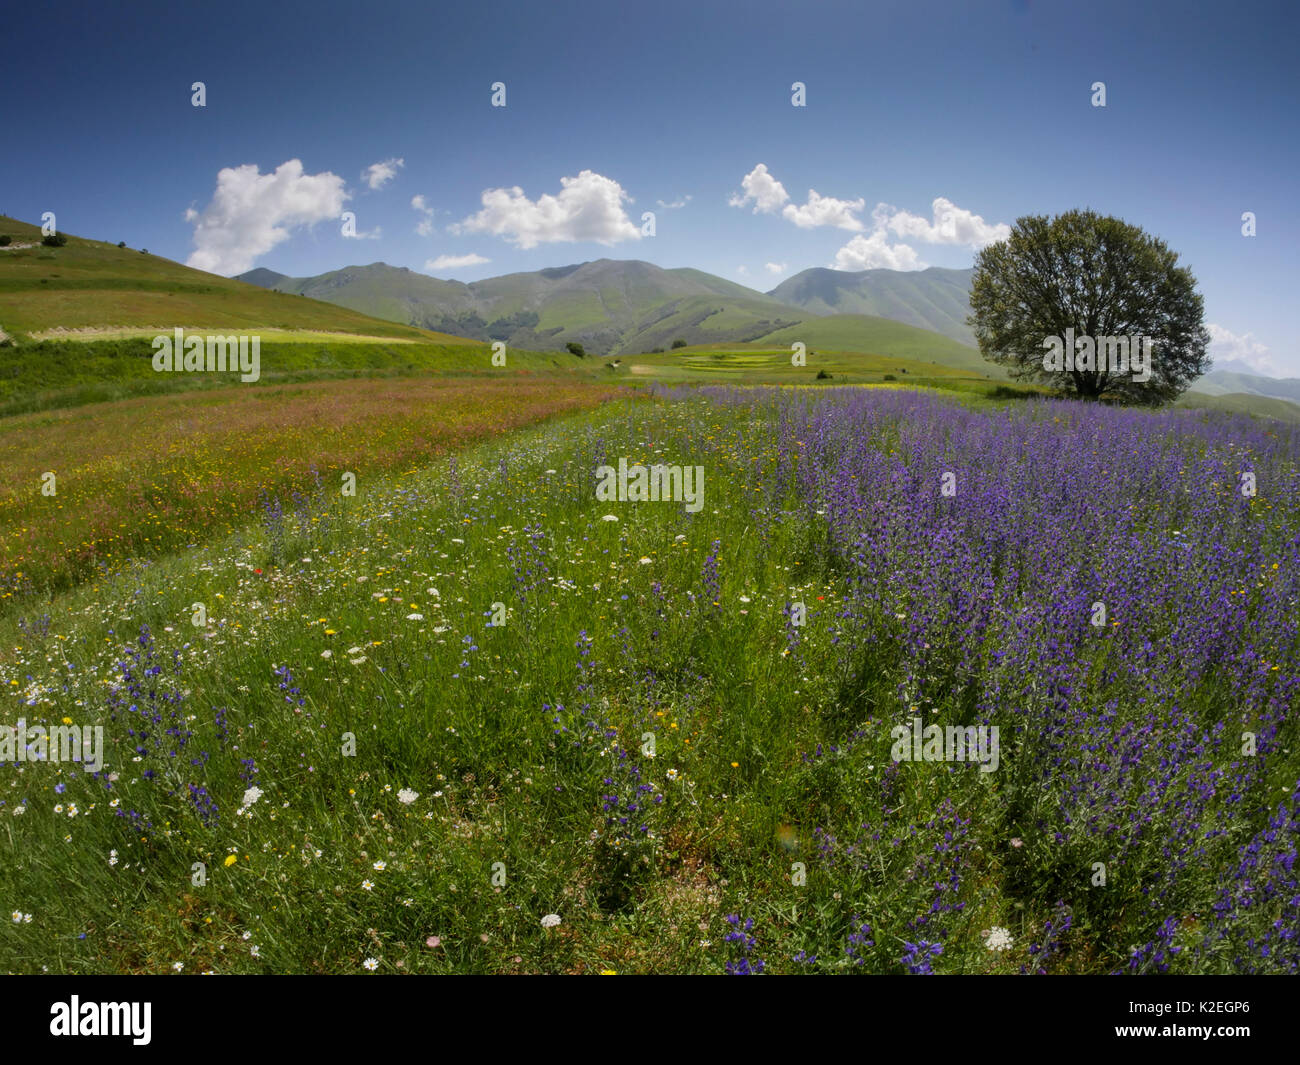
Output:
967 209 1209 404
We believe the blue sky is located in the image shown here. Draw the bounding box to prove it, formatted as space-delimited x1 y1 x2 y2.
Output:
2 0 1296 373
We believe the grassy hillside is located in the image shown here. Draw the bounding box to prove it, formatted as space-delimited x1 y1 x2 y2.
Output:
255 263 478 328
0 216 462 343
241 258 803 357
0 337 602 417
1175 390 1300 423
237 258 999 376
1186 369 1300 404
614 344 1008 394
762 315 1001 377
769 265 977 346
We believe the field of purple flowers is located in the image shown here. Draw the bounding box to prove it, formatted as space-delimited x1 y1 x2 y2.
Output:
3 384 1296 974
708 386 1300 973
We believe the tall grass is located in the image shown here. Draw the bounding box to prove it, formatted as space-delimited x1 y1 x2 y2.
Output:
1 386 1296 974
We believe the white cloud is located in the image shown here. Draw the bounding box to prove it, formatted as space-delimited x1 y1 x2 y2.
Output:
764 262 788 275
657 195 692 209
425 253 491 271
451 170 641 249
411 195 435 237
345 225 383 240
736 265 749 275
362 157 404 190
1206 323 1280 375
879 197 1009 247
728 164 790 214
782 189 865 231
186 159 348 276
831 231 926 271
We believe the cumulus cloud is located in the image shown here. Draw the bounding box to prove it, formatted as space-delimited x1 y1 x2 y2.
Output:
731 165 862 229
186 159 348 276
726 168 1006 274
765 262 788 275
362 157 404 190
782 189 865 231
736 265 749 275
657 195 692 209
831 231 927 272
878 196 1010 247
1206 323 1280 376
728 164 790 214
425 253 491 271
451 170 641 249
411 195 435 237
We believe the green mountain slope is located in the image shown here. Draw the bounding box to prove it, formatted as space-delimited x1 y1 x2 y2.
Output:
1174 390 1300 423
1186 369 1300 404
237 257 990 371
769 266 977 345
0 216 461 343
763 315 1000 377
240 258 801 355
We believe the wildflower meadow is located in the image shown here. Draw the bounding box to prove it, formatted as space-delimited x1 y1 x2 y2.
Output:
3 384 1296 974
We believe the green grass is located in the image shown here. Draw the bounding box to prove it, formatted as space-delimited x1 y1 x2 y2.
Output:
762 316 1000 376
0 215 459 342
1175 390 1300 423
0 395 891 974
0 336 599 416
4 386 1289 974
612 345 1022 397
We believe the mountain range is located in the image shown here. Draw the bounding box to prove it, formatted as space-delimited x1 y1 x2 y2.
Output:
236 259 992 372
238 258 1294 404
3 208 1290 420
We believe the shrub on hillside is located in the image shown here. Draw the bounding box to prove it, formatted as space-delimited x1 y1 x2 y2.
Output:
565 341 586 357
883 373 897 381
0 235 10 246
117 241 126 248
41 233 67 247
671 338 687 349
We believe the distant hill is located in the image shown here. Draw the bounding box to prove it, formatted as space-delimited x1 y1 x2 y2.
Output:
769 266 977 346
1186 367 1300 404
762 315 997 376
0 215 456 343
240 258 807 357
1175 390 1300 423
237 257 996 374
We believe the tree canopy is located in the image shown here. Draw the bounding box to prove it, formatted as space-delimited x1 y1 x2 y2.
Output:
967 209 1209 404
